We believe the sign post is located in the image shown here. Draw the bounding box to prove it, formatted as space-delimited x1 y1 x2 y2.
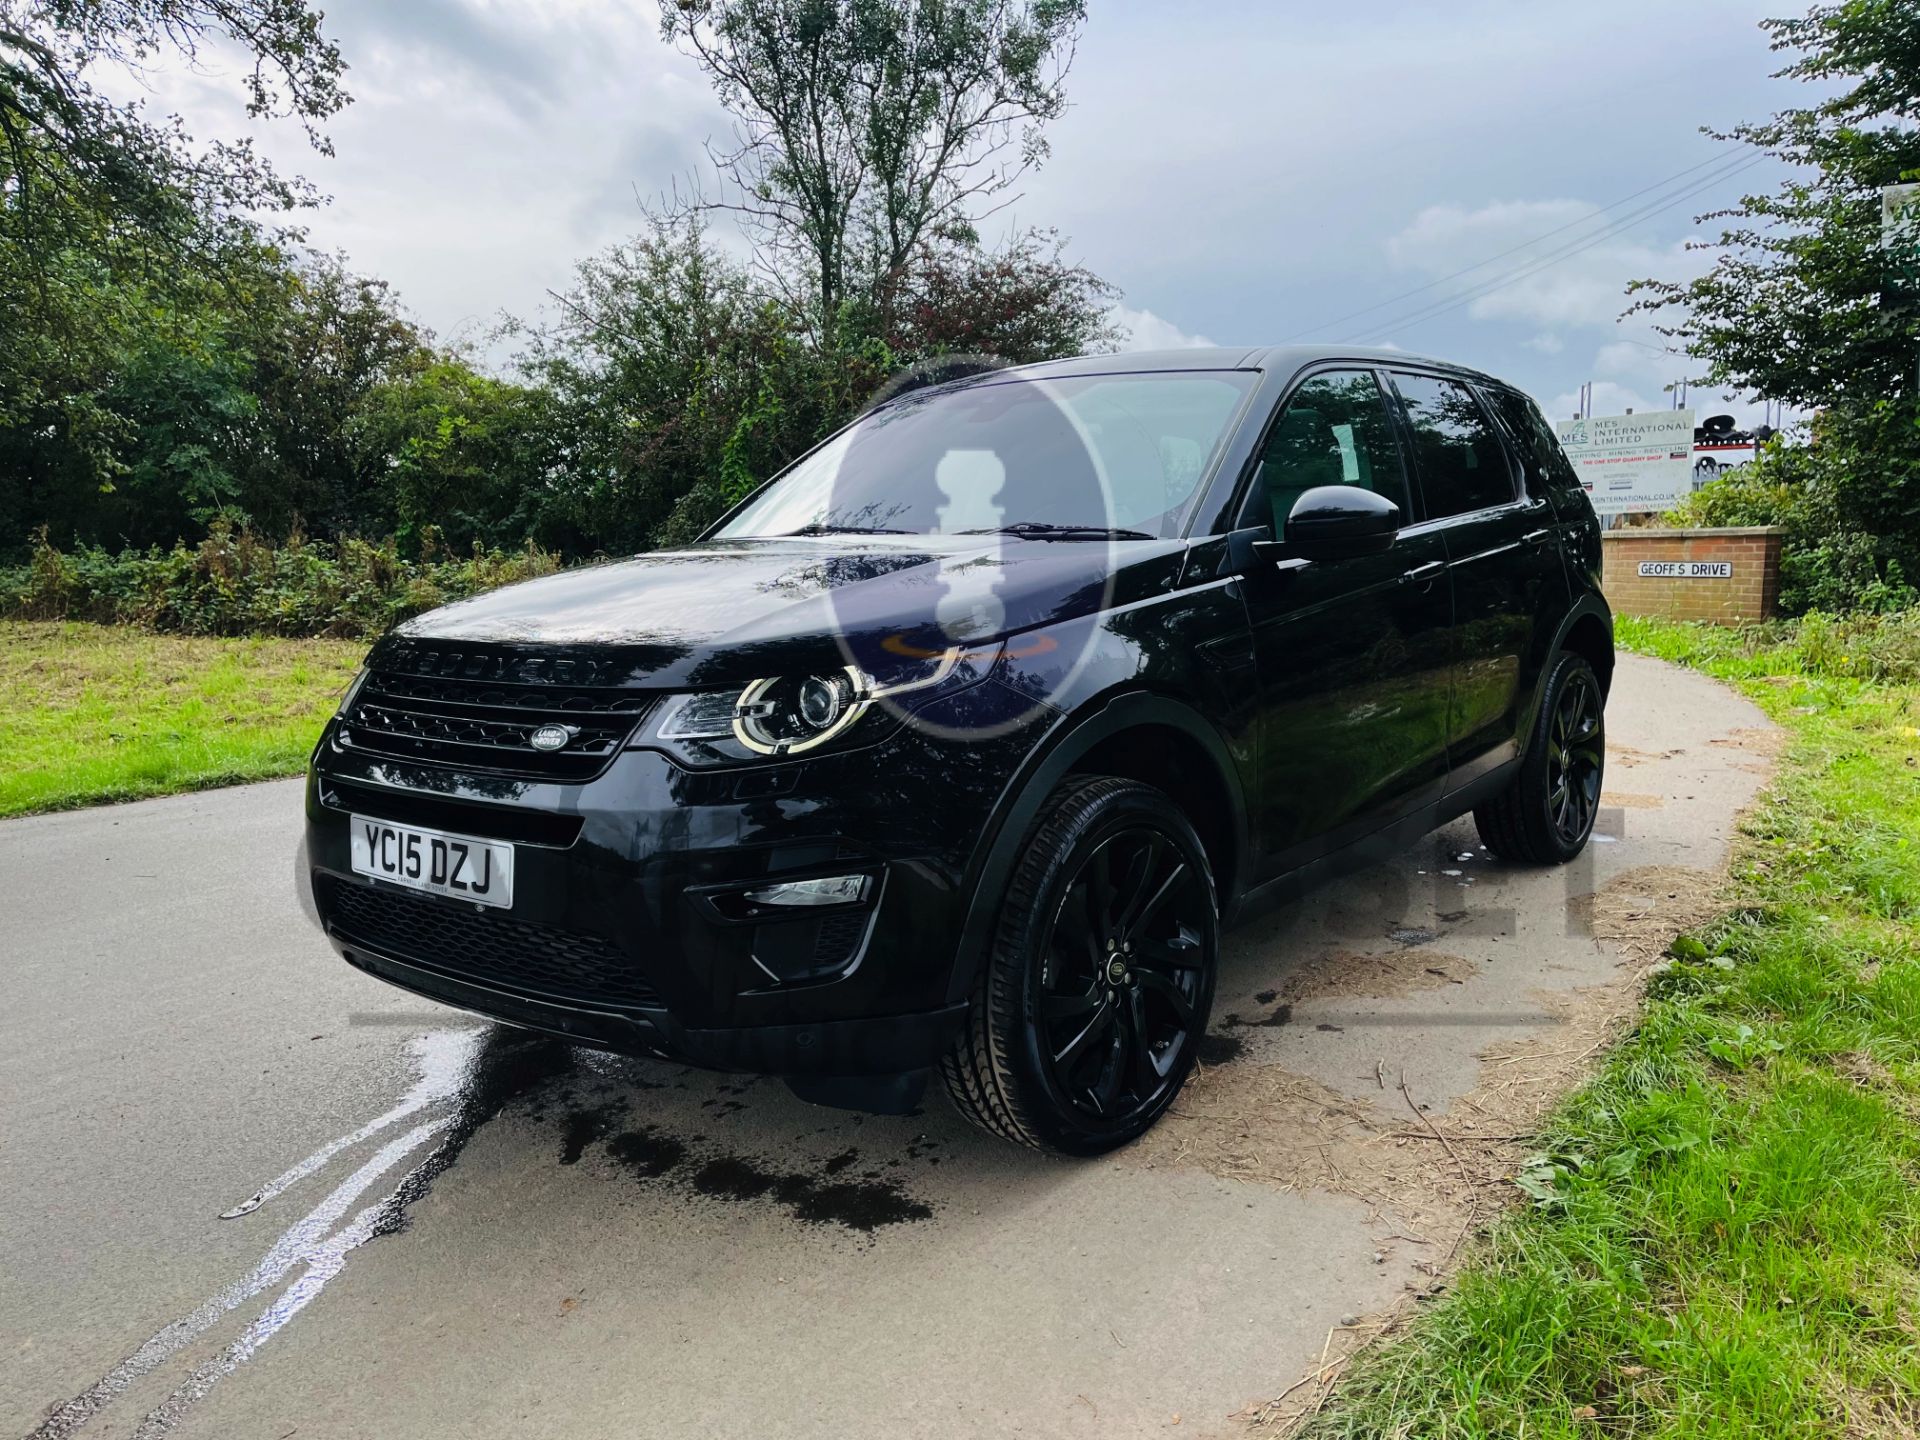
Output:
1554 410 1695 516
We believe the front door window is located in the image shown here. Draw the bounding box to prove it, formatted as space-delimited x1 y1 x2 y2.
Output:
1251 370 1410 537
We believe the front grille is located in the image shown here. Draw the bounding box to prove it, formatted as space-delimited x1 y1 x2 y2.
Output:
340 669 653 782
324 879 661 1010
319 778 584 849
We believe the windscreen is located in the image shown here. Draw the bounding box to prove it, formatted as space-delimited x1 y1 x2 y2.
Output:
717 371 1256 540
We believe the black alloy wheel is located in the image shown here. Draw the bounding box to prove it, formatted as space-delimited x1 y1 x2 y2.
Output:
941 777 1219 1155
1038 827 1209 1121
1545 662 1604 848
1474 650 1607 865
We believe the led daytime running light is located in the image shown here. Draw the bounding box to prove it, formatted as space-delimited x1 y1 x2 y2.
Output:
730 647 966 756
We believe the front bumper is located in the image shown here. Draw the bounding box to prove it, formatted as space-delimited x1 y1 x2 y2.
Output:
303 690 1037 1077
336 940 967 1076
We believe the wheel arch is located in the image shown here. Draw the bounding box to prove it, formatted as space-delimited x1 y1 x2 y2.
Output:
1516 596 1614 766
1557 602 1615 698
944 690 1250 1006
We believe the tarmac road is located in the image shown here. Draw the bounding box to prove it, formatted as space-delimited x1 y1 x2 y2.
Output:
1 654 1773 1440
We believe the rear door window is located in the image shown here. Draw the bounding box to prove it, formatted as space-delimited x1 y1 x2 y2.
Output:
1391 372 1517 519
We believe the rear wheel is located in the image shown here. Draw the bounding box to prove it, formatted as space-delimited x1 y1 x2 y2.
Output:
1474 651 1606 864
940 776 1218 1155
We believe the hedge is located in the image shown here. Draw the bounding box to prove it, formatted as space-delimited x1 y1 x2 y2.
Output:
2 526 566 639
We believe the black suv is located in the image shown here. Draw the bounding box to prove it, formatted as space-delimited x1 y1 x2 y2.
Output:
301 346 1611 1154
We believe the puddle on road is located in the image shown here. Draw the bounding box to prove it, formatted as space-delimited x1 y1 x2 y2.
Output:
557 1101 628 1165
30 1029 558 1440
688 1155 933 1230
1224 1003 1294 1029
32 1026 939 1440
1196 1032 1247 1066
583 1116 934 1230
605 1124 687 1178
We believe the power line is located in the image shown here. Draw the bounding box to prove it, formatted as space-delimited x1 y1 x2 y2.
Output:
1358 149 1769 342
1357 149 1773 343
1280 145 1751 344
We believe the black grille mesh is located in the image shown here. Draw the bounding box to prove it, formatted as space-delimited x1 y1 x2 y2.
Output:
810 909 870 969
324 879 660 1009
341 670 652 781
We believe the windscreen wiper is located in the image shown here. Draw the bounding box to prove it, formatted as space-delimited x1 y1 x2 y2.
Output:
779 523 914 535
958 522 1157 541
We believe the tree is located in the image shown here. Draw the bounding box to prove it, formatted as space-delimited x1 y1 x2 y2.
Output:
1636 1 1920 612
0 144 279 552
0 237 458 556
356 358 558 555
0 1 348 555
519 215 890 553
1632 1 1920 409
516 211 1121 555
231 257 426 539
1 0 346 269
660 0 1085 333
889 228 1118 363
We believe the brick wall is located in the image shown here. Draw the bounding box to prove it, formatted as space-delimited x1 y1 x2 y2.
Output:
1600 526 1784 624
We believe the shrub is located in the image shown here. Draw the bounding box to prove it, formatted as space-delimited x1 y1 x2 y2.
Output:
1665 464 1798 531
1664 412 1920 617
1698 607 1920 684
1 526 565 639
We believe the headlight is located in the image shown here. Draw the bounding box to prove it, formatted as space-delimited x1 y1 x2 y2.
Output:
732 672 861 754
649 647 982 761
655 689 743 740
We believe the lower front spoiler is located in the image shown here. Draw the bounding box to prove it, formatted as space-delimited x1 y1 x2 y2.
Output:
336 937 968 1104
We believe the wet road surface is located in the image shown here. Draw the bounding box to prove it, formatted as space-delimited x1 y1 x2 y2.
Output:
1 655 1773 1439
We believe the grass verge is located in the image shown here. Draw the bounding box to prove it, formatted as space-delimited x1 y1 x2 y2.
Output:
0 620 362 818
1297 613 1920 1440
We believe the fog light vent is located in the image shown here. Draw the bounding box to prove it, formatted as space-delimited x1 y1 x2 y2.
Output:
749 906 874 986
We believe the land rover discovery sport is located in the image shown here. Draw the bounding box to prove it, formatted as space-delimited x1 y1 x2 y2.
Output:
301 346 1612 1155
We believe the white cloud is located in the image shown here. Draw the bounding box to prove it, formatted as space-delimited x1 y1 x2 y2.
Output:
1595 340 1665 376
96 0 726 363
1384 197 1803 428
1109 305 1213 351
1545 380 1654 422
1384 198 1703 333
80 0 1794 406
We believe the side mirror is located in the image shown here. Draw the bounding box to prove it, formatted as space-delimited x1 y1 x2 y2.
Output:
1282 486 1400 561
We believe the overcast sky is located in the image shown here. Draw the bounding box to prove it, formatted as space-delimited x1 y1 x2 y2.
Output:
120 0 1810 427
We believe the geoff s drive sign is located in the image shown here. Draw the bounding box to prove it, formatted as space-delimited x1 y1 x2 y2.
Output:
1555 410 1695 516
1637 560 1732 579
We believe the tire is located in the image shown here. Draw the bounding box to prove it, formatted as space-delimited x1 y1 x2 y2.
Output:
1474 650 1606 865
940 776 1219 1155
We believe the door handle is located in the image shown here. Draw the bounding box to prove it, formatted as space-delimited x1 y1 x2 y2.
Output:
1522 528 1553 548
1399 560 1446 586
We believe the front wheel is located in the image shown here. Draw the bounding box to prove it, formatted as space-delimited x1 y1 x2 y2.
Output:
940 777 1219 1155
1474 650 1606 864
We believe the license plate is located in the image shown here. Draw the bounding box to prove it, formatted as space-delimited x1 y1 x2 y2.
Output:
349 816 514 909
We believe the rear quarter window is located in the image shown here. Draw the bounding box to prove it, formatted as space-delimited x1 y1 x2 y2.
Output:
1487 385 1584 497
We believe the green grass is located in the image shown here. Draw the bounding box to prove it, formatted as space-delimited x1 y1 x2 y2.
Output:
0 620 364 817
1302 613 1920 1440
